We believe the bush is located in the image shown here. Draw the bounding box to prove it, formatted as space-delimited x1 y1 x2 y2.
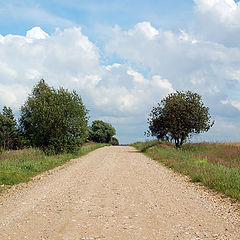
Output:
19 79 88 154
88 120 116 143
111 137 119 146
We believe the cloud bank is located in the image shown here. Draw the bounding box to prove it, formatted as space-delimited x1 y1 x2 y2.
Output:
0 0 240 143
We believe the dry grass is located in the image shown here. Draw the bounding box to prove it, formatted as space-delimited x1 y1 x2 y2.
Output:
0 149 43 163
132 141 240 200
222 142 240 147
188 143 240 168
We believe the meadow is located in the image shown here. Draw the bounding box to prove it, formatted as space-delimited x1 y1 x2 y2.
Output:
132 141 240 200
0 143 107 192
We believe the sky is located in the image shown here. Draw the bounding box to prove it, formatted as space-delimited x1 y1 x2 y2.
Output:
0 0 240 144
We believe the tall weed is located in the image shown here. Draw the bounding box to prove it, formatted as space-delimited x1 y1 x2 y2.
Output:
132 141 240 200
0 144 106 187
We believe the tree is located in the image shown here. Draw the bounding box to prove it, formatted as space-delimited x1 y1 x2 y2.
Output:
111 137 119 146
20 79 88 154
0 106 19 150
88 120 116 143
147 91 214 147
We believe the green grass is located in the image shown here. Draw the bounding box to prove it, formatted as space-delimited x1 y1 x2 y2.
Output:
132 141 240 200
0 143 107 188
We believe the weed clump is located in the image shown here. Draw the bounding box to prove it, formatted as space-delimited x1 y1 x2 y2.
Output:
132 141 240 200
0 144 106 187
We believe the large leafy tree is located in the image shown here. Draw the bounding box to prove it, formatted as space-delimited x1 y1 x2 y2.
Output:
110 137 119 146
147 91 214 147
88 120 116 143
0 106 19 150
20 79 88 154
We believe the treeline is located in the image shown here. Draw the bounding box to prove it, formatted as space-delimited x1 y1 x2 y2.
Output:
0 80 118 154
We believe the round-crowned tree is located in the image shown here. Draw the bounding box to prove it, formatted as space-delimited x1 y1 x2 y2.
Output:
147 91 214 147
110 137 119 146
89 120 116 144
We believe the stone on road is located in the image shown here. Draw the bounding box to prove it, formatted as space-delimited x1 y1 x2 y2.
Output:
0 146 239 239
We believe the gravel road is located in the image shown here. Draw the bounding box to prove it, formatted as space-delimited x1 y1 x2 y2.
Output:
0 146 239 240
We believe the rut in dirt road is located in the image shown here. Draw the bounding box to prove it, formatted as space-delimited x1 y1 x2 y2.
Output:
0 146 239 240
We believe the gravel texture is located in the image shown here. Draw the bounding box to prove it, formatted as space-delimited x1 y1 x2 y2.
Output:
0 146 239 240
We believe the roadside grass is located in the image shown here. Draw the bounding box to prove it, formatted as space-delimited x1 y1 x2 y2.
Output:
0 143 107 188
132 141 240 200
222 142 240 147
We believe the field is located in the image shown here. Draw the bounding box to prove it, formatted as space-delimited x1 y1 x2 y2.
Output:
0 143 107 192
222 142 240 147
132 141 240 200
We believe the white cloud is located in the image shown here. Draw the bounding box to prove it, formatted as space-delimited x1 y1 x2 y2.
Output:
151 75 174 93
104 20 240 142
129 22 159 40
106 22 240 96
26 27 49 40
229 69 240 82
221 100 240 110
0 83 28 109
194 0 239 21
179 30 198 44
1 0 240 143
0 26 175 134
127 68 146 83
194 0 240 47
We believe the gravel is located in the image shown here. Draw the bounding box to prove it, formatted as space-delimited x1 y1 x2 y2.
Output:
0 146 239 240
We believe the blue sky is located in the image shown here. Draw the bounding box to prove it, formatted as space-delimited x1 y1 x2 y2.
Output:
0 0 194 36
0 0 240 143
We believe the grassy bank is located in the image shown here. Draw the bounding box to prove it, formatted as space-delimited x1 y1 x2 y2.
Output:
0 143 107 189
132 141 240 200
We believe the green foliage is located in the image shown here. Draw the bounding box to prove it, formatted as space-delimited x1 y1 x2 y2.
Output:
0 106 19 150
110 137 119 146
147 91 214 147
88 120 116 143
133 141 240 200
0 144 107 187
19 79 88 154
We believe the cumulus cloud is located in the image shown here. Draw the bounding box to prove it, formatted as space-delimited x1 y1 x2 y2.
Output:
0 26 175 143
26 27 49 40
194 0 240 22
106 21 240 96
105 20 240 141
1 0 240 143
194 0 240 47
221 100 240 110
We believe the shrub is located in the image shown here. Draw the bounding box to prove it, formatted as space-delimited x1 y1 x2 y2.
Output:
111 137 119 146
19 79 88 154
88 120 116 143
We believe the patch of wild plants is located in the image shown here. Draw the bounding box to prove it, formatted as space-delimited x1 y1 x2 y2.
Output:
133 141 240 200
0 144 107 187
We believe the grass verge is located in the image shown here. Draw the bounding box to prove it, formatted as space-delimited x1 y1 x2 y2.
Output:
132 141 240 200
0 143 107 189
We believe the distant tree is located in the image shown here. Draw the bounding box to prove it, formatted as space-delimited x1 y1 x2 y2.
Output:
147 91 214 147
110 137 119 146
19 79 88 154
89 120 116 143
0 106 19 150
86 126 94 142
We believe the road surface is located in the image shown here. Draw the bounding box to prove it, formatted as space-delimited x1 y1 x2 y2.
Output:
0 146 239 239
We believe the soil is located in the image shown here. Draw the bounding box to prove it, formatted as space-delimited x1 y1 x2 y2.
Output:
0 146 239 240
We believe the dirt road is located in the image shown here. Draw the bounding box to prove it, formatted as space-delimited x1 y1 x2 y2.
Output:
0 146 239 240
